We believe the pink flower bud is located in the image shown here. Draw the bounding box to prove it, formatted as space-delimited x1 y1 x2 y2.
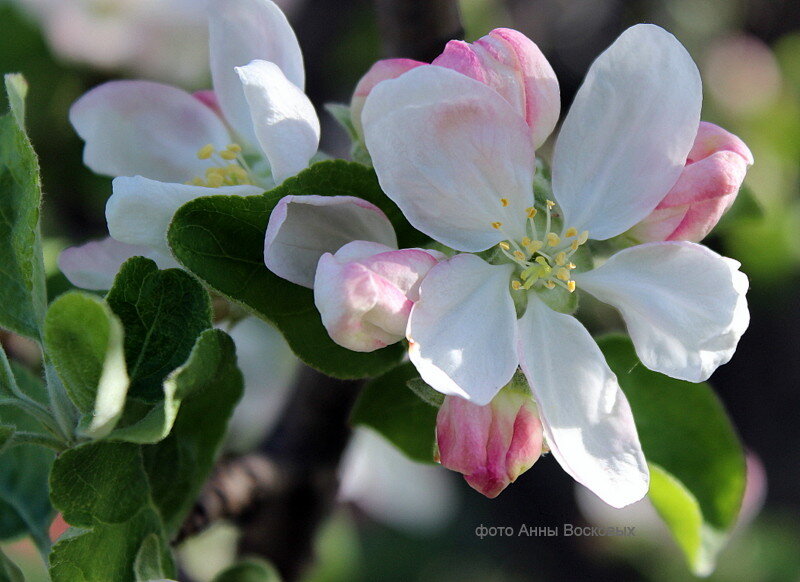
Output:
628 122 754 243
314 241 442 352
432 28 559 148
351 29 559 148
436 390 544 498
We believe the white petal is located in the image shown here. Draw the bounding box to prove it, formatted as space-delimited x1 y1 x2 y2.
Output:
552 24 702 240
517 297 649 508
106 176 264 252
236 60 320 184
208 0 304 145
58 237 178 291
407 254 518 405
362 65 535 252
70 81 232 183
263 195 398 288
575 241 749 382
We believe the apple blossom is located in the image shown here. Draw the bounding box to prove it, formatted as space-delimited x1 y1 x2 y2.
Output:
60 0 320 289
350 27 559 148
363 24 750 507
436 386 544 498
263 195 443 351
626 122 754 243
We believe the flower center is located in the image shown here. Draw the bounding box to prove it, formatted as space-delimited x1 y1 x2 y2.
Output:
187 143 255 188
491 199 588 294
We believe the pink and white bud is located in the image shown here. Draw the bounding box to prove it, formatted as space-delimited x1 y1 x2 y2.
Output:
628 122 754 243
350 59 425 139
314 241 442 352
436 390 544 498
432 28 560 148
351 29 559 148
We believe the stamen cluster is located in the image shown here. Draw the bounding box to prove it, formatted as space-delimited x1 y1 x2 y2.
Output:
491 199 588 293
187 143 254 187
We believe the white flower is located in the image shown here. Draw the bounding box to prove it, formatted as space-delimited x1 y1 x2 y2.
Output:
362 24 750 507
60 0 320 289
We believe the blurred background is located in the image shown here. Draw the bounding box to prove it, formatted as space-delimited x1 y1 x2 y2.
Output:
0 0 798 580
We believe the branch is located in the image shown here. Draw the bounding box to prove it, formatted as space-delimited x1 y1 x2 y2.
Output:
177 367 362 582
374 0 464 61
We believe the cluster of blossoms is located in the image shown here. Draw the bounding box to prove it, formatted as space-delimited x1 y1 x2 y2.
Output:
61 0 752 507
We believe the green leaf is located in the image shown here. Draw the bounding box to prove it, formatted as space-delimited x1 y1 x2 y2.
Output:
168 163 411 379
49 442 150 527
598 335 746 576
133 533 170 581
48 442 175 582
0 74 47 340
212 559 282 582
0 425 12 453
0 547 24 582
405 378 444 408
351 362 437 463
4 74 27 131
139 329 243 534
0 366 53 549
110 329 241 446
106 257 211 402
44 292 129 437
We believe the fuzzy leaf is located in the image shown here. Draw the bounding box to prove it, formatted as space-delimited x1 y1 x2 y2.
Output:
0 74 46 339
44 292 128 437
106 258 211 402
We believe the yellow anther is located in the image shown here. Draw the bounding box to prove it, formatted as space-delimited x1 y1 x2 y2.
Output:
568 262 577 269
205 166 223 178
513 250 526 261
500 198 509 207
526 207 537 218
499 241 510 251
567 281 576 293
546 233 560 247
226 143 242 153
565 227 578 237
544 280 556 290
546 200 556 209
570 240 580 251
521 236 532 246
511 280 522 291
225 164 249 181
555 252 567 266
526 240 543 253
187 177 206 187
207 173 224 188
556 267 571 282
578 230 590 245
197 144 215 160
491 222 503 230
220 149 238 160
